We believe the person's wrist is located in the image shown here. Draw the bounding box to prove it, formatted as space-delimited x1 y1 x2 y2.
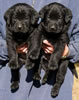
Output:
62 45 69 59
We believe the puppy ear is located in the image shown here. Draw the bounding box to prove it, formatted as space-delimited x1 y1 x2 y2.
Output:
64 8 72 23
31 10 39 25
39 5 49 20
4 9 14 25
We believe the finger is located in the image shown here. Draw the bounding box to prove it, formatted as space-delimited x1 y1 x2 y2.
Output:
62 45 69 57
17 48 28 53
43 40 53 47
42 44 54 51
45 48 53 54
18 46 28 51
22 48 28 53
42 46 53 54
17 47 25 51
43 40 48 43
47 46 54 51
44 50 48 54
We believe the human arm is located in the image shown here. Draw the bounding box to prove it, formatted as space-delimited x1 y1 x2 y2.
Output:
68 18 79 63
0 14 9 68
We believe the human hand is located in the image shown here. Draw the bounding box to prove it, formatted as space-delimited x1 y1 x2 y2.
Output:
16 43 28 53
42 40 69 58
62 44 69 58
17 40 53 54
42 40 54 54
16 40 69 59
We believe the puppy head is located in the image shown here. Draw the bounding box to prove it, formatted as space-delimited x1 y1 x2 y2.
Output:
39 3 72 34
4 3 39 34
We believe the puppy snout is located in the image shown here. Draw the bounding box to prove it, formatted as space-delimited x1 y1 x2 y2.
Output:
18 24 22 30
50 25 56 30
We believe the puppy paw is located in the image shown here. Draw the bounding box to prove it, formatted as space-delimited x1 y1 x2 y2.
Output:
11 81 19 93
9 60 19 69
48 62 58 70
29 50 40 60
25 63 35 70
42 75 48 85
33 73 41 81
25 60 35 70
51 84 60 98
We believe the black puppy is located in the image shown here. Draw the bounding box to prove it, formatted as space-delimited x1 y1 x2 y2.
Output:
26 2 76 97
4 3 39 92
28 2 72 70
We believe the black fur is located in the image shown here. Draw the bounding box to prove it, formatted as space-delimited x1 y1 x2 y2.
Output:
4 3 39 92
26 3 76 97
28 2 72 69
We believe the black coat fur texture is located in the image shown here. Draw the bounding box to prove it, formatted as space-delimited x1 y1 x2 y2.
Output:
4 3 39 92
26 3 78 97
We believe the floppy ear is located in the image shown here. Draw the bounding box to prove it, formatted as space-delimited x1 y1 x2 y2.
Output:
31 10 39 25
39 5 49 20
64 8 72 24
4 8 14 25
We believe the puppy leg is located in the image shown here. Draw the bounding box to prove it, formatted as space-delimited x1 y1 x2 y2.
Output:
28 29 43 60
6 30 19 69
25 29 42 69
42 70 49 84
48 43 65 70
51 60 68 97
33 64 41 81
25 54 35 69
9 53 19 69
41 56 49 84
10 68 20 93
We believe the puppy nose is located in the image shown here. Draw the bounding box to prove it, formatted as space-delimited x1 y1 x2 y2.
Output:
51 25 56 30
18 24 22 30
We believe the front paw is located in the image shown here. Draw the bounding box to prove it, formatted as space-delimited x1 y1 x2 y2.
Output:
11 81 19 93
25 59 35 70
51 84 60 97
29 50 40 60
42 75 48 85
48 62 58 70
33 73 41 81
9 60 19 69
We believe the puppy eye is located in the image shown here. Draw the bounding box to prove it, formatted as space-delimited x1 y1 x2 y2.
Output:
25 17 29 19
59 17 62 19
